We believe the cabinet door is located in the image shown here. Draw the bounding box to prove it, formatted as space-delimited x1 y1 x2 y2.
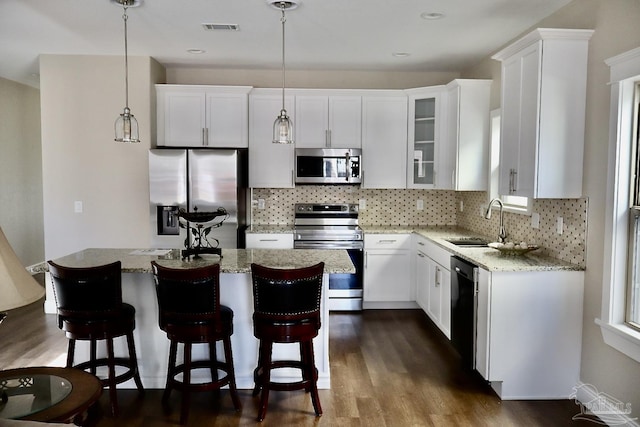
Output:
415 251 430 312
294 96 329 148
439 266 451 338
162 91 206 147
206 93 248 148
361 96 408 189
427 259 442 322
407 92 440 189
249 94 295 188
475 267 491 380
498 42 541 197
363 249 412 302
328 96 362 148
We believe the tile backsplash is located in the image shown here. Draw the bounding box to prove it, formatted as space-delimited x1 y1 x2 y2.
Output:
250 186 586 267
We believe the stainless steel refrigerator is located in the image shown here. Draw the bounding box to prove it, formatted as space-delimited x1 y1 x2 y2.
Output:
149 149 248 250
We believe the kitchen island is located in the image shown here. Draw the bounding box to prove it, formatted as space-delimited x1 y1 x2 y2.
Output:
42 248 355 390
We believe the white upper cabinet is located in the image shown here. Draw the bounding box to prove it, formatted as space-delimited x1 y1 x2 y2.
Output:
156 85 251 148
405 86 446 189
492 28 593 198
248 89 295 188
361 93 408 189
443 79 492 191
294 92 362 148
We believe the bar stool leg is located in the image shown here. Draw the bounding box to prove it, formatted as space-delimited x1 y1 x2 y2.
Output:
304 340 322 416
180 342 192 425
90 340 97 376
252 341 263 397
223 336 242 411
106 337 119 417
209 342 219 384
126 332 145 393
257 340 273 422
66 339 76 368
163 340 177 406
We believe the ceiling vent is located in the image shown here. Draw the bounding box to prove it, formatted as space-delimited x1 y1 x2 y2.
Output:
202 23 240 31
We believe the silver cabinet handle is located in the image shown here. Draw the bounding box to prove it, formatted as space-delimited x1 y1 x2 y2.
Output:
259 239 278 242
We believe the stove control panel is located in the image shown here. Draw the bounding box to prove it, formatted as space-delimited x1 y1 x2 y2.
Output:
295 203 358 214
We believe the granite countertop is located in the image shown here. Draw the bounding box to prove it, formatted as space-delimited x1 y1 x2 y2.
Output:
360 225 583 272
40 248 355 275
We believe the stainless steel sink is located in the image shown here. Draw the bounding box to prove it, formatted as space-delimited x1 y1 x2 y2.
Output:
445 237 490 247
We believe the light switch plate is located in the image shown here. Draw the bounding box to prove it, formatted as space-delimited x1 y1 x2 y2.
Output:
531 212 540 229
556 216 563 235
417 199 424 210
359 199 366 210
257 199 265 209
74 201 83 213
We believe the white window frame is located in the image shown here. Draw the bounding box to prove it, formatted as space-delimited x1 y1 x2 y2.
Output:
597 46 640 362
488 108 532 215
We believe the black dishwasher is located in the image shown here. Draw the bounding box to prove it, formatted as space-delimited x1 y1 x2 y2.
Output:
450 256 478 370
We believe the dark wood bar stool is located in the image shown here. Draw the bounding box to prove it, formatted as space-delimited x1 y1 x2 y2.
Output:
150 261 241 425
47 260 144 417
250 262 324 422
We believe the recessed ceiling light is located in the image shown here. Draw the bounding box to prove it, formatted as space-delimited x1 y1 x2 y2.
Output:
421 11 445 20
187 49 206 54
392 52 411 58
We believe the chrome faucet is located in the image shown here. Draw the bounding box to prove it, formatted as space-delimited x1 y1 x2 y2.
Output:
484 198 507 243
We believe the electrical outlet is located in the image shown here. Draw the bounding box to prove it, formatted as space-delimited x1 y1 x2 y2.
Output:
531 212 540 229
417 199 424 210
459 201 464 212
359 199 366 210
480 205 487 217
556 216 563 235
74 201 83 213
257 199 265 209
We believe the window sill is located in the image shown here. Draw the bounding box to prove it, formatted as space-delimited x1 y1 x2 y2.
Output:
595 318 640 363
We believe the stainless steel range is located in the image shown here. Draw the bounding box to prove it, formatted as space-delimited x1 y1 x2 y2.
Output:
293 203 363 311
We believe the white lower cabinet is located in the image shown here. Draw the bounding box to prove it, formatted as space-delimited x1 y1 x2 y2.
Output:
475 268 584 399
363 234 415 308
414 235 451 338
245 233 293 249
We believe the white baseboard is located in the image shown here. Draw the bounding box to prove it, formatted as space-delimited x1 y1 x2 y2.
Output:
571 381 639 426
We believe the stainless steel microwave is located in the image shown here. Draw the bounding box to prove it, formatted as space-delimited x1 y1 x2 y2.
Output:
295 148 362 184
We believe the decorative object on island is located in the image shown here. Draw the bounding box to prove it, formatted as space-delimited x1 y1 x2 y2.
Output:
0 226 45 317
47 260 145 417
113 0 141 143
177 207 229 258
151 261 242 424
488 241 539 256
250 262 324 422
268 0 299 144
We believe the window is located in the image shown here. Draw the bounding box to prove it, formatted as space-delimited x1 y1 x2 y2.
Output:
488 109 532 214
598 47 640 362
627 83 640 329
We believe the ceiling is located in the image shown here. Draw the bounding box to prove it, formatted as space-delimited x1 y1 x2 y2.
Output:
1 0 573 88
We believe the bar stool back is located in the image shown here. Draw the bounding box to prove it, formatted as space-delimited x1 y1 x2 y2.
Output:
150 261 241 425
47 260 144 417
250 262 324 422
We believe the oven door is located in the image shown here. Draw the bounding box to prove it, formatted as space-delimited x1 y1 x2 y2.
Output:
294 240 363 311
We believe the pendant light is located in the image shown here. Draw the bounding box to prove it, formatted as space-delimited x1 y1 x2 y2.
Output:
113 0 141 143
269 0 299 144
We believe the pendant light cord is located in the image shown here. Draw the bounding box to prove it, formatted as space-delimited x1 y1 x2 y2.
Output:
280 3 286 112
123 6 130 110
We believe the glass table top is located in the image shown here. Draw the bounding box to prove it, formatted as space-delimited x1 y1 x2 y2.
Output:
0 374 72 419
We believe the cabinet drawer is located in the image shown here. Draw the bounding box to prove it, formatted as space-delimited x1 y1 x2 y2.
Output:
414 235 451 269
365 234 411 250
246 233 293 249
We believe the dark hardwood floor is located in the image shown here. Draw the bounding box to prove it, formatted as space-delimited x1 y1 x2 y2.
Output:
0 296 594 426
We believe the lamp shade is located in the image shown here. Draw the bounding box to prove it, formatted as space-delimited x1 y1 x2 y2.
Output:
0 227 45 311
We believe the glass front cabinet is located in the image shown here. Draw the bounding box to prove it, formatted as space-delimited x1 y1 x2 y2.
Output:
406 86 447 189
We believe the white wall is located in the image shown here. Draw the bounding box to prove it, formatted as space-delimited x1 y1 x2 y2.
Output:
39 55 165 259
462 0 640 417
0 77 43 266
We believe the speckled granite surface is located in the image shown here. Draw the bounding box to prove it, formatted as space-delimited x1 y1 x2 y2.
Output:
361 225 583 272
38 248 355 274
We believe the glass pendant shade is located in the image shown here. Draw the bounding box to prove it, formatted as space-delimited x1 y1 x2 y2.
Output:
114 107 140 143
273 109 293 144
